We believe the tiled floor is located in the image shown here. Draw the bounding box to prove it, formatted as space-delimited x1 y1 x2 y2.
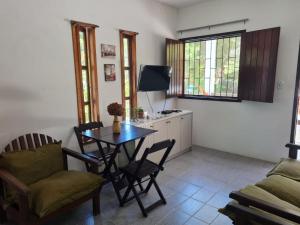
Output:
11 146 276 225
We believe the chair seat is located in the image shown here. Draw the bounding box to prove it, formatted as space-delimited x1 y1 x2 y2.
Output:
85 147 115 161
29 170 103 218
121 159 160 179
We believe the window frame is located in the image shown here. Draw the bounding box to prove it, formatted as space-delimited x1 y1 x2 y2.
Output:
179 30 245 102
71 21 100 124
119 30 138 119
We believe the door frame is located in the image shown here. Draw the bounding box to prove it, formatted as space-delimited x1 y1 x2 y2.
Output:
290 44 300 147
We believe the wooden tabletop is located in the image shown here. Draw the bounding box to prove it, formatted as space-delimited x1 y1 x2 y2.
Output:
82 124 157 145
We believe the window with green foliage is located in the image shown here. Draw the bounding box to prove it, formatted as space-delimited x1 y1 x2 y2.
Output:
184 33 241 98
123 37 131 118
71 21 100 125
120 30 138 120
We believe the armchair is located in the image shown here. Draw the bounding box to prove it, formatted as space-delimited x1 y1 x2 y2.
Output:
0 133 104 225
221 143 300 225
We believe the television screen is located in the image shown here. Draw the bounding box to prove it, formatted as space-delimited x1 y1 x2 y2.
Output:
138 65 171 92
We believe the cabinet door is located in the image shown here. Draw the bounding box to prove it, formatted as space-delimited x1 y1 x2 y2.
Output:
153 121 168 143
147 121 168 163
167 117 181 157
180 114 192 151
136 124 154 160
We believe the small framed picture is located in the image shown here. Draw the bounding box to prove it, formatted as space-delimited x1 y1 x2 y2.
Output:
101 44 116 57
104 64 116 81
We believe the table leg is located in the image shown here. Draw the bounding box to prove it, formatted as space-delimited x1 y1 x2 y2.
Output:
131 137 146 192
99 137 147 206
122 143 131 161
119 137 146 204
96 141 109 167
96 141 119 175
130 137 145 161
102 144 124 204
102 144 120 175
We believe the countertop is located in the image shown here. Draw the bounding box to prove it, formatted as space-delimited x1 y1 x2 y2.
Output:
123 110 192 127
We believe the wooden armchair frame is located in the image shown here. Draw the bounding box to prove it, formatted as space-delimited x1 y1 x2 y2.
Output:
225 143 300 225
0 133 103 225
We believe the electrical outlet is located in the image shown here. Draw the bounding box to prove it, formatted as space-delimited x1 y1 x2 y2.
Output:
277 81 285 90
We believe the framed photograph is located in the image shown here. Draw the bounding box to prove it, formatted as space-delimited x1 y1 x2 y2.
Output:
104 64 116 81
101 44 116 57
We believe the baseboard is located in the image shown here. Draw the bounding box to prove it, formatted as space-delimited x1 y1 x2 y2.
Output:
167 146 192 161
192 144 275 163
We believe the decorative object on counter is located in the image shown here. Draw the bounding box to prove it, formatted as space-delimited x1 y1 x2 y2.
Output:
101 44 116 57
104 64 116 81
107 102 124 134
137 107 144 119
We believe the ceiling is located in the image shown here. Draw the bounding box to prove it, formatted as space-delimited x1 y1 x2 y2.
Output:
155 0 210 8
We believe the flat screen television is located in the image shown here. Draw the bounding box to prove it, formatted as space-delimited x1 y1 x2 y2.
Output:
137 65 171 92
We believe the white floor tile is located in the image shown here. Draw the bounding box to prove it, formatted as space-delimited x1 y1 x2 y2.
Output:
30 146 274 225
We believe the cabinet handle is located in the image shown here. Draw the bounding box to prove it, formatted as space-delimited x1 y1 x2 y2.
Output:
166 121 171 124
181 118 184 120
150 125 154 128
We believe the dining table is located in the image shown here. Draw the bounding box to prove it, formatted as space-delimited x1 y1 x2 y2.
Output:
82 123 157 205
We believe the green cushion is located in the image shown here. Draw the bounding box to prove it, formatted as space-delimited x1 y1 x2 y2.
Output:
0 143 64 185
267 158 300 181
256 175 300 208
29 170 103 218
241 185 300 211
220 185 300 224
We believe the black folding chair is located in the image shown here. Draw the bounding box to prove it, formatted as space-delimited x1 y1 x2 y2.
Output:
74 122 117 173
120 139 175 217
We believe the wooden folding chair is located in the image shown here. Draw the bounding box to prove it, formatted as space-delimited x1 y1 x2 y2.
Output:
120 139 175 217
74 122 117 173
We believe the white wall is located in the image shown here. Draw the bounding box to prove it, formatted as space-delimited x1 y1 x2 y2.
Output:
177 0 300 162
0 0 177 168
1 0 299 165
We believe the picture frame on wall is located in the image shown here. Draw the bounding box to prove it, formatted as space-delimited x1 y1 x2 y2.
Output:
101 44 116 57
104 64 116 81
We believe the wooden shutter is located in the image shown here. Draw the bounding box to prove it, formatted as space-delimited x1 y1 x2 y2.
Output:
166 38 184 97
238 27 280 102
71 21 100 124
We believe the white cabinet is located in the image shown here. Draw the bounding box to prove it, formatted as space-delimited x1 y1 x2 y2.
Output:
180 113 192 151
144 123 161 163
166 117 181 157
152 121 168 144
133 111 192 163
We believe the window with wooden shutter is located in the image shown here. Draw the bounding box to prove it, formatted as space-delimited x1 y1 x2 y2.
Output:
166 38 184 97
238 27 280 102
166 27 280 103
120 30 138 119
71 21 100 124
181 32 242 100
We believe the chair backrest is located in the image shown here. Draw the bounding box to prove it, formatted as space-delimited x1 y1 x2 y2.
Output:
74 122 104 154
4 133 58 152
137 139 175 173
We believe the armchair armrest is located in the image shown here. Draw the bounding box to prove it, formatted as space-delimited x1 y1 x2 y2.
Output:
0 169 30 219
230 191 300 223
0 169 30 196
226 202 295 225
62 148 101 166
285 143 300 150
285 143 300 159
